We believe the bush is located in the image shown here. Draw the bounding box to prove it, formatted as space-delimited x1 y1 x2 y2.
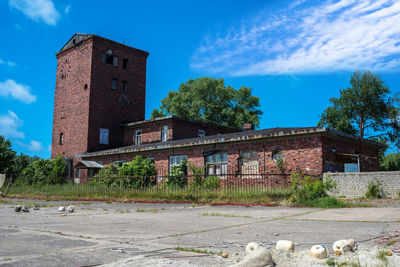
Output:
90 156 156 189
290 173 337 206
165 159 187 188
203 176 220 189
365 180 382 199
21 155 67 185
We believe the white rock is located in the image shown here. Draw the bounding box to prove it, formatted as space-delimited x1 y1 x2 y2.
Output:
233 246 274 267
246 242 260 254
67 205 75 213
333 239 352 254
58 206 65 212
276 240 295 251
310 244 328 259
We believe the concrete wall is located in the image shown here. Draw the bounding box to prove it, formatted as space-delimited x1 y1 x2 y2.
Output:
323 171 400 198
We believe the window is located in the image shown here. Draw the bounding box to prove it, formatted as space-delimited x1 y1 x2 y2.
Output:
169 155 188 170
102 50 118 67
99 128 109 145
272 151 282 161
206 152 227 176
198 130 205 137
161 125 168 142
59 133 64 145
135 130 142 145
123 58 128 69
122 81 127 92
112 79 117 90
75 168 80 178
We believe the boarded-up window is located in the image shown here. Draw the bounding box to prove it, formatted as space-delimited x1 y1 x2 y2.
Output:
99 128 109 145
241 151 259 176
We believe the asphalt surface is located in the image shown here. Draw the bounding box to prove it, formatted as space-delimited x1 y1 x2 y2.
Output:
0 199 399 266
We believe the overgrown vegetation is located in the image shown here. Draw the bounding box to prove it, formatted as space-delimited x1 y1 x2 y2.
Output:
89 156 156 189
19 155 67 185
365 180 382 199
289 173 346 208
174 246 223 255
165 159 187 188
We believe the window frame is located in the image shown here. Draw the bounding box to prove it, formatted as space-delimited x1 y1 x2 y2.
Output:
198 129 206 137
99 128 109 145
59 132 64 145
169 155 188 171
122 81 127 92
112 78 118 90
205 152 228 176
135 129 142 145
161 125 168 142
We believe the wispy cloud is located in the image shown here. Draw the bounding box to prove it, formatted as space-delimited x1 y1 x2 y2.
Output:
9 0 61 26
16 140 44 151
191 0 400 76
0 58 17 67
0 79 37 104
0 110 25 139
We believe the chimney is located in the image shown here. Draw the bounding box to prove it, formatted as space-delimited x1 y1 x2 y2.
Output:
242 123 254 131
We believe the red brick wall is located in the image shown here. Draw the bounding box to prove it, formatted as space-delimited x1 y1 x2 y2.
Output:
88 36 148 152
122 120 174 145
51 35 148 178
51 38 94 166
122 118 238 146
84 135 324 176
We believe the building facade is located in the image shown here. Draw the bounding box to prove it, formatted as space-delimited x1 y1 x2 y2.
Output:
51 34 382 183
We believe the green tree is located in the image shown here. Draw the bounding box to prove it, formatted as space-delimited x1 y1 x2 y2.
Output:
49 155 67 184
318 71 400 148
12 153 39 179
380 153 400 171
151 77 263 128
0 136 16 177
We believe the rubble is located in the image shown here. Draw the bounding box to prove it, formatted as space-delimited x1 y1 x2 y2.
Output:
234 242 273 267
276 240 294 251
22 206 30 212
67 205 75 213
14 205 22 212
333 239 355 255
58 206 65 212
310 244 328 259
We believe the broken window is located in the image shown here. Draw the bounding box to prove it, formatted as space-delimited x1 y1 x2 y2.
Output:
102 50 118 67
198 130 205 137
161 125 168 142
272 151 282 161
135 130 142 145
99 128 109 145
123 58 128 69
59 133 64 145
122 81 127 92
169 155 188 170
112 79 117 90
206 152 227 176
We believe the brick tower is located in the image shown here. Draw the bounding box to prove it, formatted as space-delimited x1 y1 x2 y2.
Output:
51 33 148 178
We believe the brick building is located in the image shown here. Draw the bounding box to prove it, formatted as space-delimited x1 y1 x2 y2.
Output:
51 34 383 183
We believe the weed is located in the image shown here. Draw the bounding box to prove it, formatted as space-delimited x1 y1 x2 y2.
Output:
201 212 254 219
136 208 158 213
377 249 388 266
365 180 382 199
174 246 222 255
3 258 12 261
326 258 336 266
387 238 399 246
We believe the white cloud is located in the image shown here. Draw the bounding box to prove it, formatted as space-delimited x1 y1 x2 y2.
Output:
64 4 71 14
191 0 400 76
0 58 17 67
9 0 61 26
0 79 37 104
15 140 44 152
28 140 43 151
0 110 25 139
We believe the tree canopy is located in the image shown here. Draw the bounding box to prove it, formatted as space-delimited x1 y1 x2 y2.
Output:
151 77 263 128
0 136 16 177
318 71 400 149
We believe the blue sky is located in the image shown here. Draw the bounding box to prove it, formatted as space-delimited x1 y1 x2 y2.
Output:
1 0 400 158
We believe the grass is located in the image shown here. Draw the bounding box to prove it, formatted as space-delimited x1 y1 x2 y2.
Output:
174 246 223 255
377 250 389 267
136 208 159 213
201 212 254 218
298 196 348 208
6 184 291 204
